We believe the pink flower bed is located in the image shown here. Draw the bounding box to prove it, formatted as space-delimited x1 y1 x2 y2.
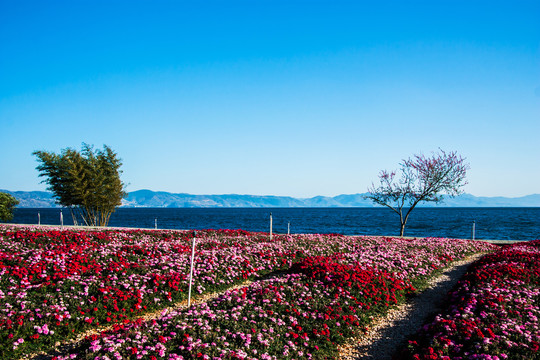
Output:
0 225 495 358
401 240 540 360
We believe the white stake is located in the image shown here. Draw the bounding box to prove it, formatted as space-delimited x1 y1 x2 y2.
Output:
472 220 476 240
60 210 63 229
38 212 40 225
269 213 273 240
287 221 290 235
187 232 197 307
155 218 157 229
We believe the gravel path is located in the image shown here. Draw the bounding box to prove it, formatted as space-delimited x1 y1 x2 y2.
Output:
338 253 485 360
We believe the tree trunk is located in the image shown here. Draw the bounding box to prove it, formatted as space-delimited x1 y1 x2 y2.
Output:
399 210 406 237
400 206 415 238
69 208 78 226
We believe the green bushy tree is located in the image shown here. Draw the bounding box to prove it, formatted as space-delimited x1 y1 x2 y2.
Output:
33 144 127 226
0 192 19 222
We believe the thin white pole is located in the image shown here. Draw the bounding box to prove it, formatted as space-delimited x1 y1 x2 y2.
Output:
472 220 476 240
60 210 63 229
155 218 157 229
187 232 197 307
269 213 273 240
38 212 40 225
287 221 290 235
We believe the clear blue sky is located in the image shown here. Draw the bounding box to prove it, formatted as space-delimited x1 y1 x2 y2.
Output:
1 0 539 198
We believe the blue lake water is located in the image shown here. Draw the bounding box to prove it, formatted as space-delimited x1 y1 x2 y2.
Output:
8 207 540 241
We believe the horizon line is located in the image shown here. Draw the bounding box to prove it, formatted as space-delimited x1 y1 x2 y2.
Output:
3 188 540 200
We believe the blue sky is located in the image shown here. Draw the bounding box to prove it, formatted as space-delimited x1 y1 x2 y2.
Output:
1 1 539 198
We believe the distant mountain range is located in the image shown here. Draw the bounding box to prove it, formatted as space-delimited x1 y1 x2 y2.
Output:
2 189 540 208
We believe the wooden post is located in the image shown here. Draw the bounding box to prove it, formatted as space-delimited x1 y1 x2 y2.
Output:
269 213 273 240
187 231 197 307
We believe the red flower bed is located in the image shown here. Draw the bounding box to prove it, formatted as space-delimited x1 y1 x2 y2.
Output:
292 255 416 311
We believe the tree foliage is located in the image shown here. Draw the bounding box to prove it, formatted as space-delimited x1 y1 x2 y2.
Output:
33 144 127 227
366 149 469 237
0 192 19 222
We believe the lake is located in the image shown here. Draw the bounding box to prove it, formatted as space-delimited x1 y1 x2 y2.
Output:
9 207 540 241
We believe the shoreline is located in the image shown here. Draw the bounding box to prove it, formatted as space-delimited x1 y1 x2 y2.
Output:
1 223 526 244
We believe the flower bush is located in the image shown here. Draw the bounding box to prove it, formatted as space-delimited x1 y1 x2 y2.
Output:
0 225 495 359
401 240 540 360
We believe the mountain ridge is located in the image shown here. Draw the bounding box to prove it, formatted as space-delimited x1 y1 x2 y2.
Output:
2 189 539 208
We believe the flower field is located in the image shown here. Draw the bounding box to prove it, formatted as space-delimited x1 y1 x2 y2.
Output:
401 239 540 360
0 225 496 359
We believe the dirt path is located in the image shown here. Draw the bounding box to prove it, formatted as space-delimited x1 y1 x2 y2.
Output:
338 253 485 360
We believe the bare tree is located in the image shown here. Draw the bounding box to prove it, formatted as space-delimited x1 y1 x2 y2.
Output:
366 149 469 237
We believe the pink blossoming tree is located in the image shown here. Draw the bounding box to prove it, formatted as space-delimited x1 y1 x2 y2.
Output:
366 149 469 237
